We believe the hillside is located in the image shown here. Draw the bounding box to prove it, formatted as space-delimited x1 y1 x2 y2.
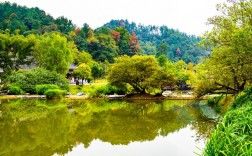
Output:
0 2 75 35
0 2 207 63
103 20 207 63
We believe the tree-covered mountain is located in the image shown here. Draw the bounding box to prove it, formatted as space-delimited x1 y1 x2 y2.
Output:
0 2 207 64
0 2 75 35
103 19 207 63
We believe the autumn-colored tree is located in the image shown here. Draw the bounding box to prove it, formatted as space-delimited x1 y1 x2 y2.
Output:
74 28 80 35
110 30 120 42
176 48 181 57
129 31 140 56
114 27 130 56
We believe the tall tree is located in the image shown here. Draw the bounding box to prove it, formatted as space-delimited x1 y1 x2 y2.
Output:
73 63 92 85
107 55 175 94
114 27 130 56
156 43 167 58
129 31 140 56
33 32 77 75
0 31 35 76
199 0 252 95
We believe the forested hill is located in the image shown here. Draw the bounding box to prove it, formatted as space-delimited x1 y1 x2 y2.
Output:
0 2 75 35
103 20 207 63
0 2 207 63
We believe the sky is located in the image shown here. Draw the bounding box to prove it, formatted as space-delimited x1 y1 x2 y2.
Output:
1 0 226 36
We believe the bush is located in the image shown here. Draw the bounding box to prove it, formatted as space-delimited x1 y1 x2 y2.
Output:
231 86 252 109
36 84 60 95
87 84 127 98
8 85 24 95
44 89 66 99
8 68 69 94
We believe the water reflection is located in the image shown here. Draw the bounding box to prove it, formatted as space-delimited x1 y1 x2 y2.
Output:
0 99 217 156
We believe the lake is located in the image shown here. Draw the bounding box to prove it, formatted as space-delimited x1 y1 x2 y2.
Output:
0 99 217 156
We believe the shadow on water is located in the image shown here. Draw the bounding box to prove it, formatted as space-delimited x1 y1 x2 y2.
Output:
0 99 218 156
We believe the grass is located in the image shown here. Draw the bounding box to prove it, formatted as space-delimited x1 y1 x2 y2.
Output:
204 87 252 156
69 83 107 95
91 79 108 83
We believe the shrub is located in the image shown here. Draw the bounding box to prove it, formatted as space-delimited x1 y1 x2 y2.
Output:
230 86 252 109
44 89 66 99
36 84 60 95
8 85 24 95
8 68 69 94
87 84 127 98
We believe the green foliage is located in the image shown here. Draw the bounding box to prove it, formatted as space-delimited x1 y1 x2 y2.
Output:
104 19 206 63
204 103 252 155
207 96 223 113
200 0 252 94
231 86 252 109
157 55 168 67
91 62 104 80
0 2 74 35
8 85 24 95
8 68 69 94
114 27 131 56
107 55 159 93
33 32 77 75
73 63 92 84
192 63 216 97
0 31 35 76
44 89 66 99
87 84 127 98
88 28 119 62
36 84 60 95
75 51 94 65
107 55 178 94
156 43 167 58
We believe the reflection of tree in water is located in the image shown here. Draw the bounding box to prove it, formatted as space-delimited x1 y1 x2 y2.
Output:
0 99 217 156
186 104 218 142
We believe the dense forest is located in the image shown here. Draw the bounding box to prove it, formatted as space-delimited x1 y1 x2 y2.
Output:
0 2 206 64
104 20 207 63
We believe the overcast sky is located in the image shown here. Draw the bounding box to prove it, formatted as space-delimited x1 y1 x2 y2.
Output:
1 0 226 36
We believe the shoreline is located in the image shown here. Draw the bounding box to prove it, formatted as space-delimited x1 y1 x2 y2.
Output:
0 94 217 100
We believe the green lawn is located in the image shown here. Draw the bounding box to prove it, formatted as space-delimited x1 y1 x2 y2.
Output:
69 83 107 95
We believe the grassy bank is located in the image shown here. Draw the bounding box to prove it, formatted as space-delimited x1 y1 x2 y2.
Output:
204 88 252 155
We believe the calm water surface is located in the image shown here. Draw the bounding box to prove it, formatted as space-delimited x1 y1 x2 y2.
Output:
0 99 217 156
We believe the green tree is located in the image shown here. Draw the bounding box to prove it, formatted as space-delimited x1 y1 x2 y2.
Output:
114 27 130 56
91 62 104 81
73 63 92 85
0 31 35 77
108 55 161 93
93 31 118 62
157 55 168 67
75 51 94 65
156 43 167 58
200 0 252 94
33 32 77 75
